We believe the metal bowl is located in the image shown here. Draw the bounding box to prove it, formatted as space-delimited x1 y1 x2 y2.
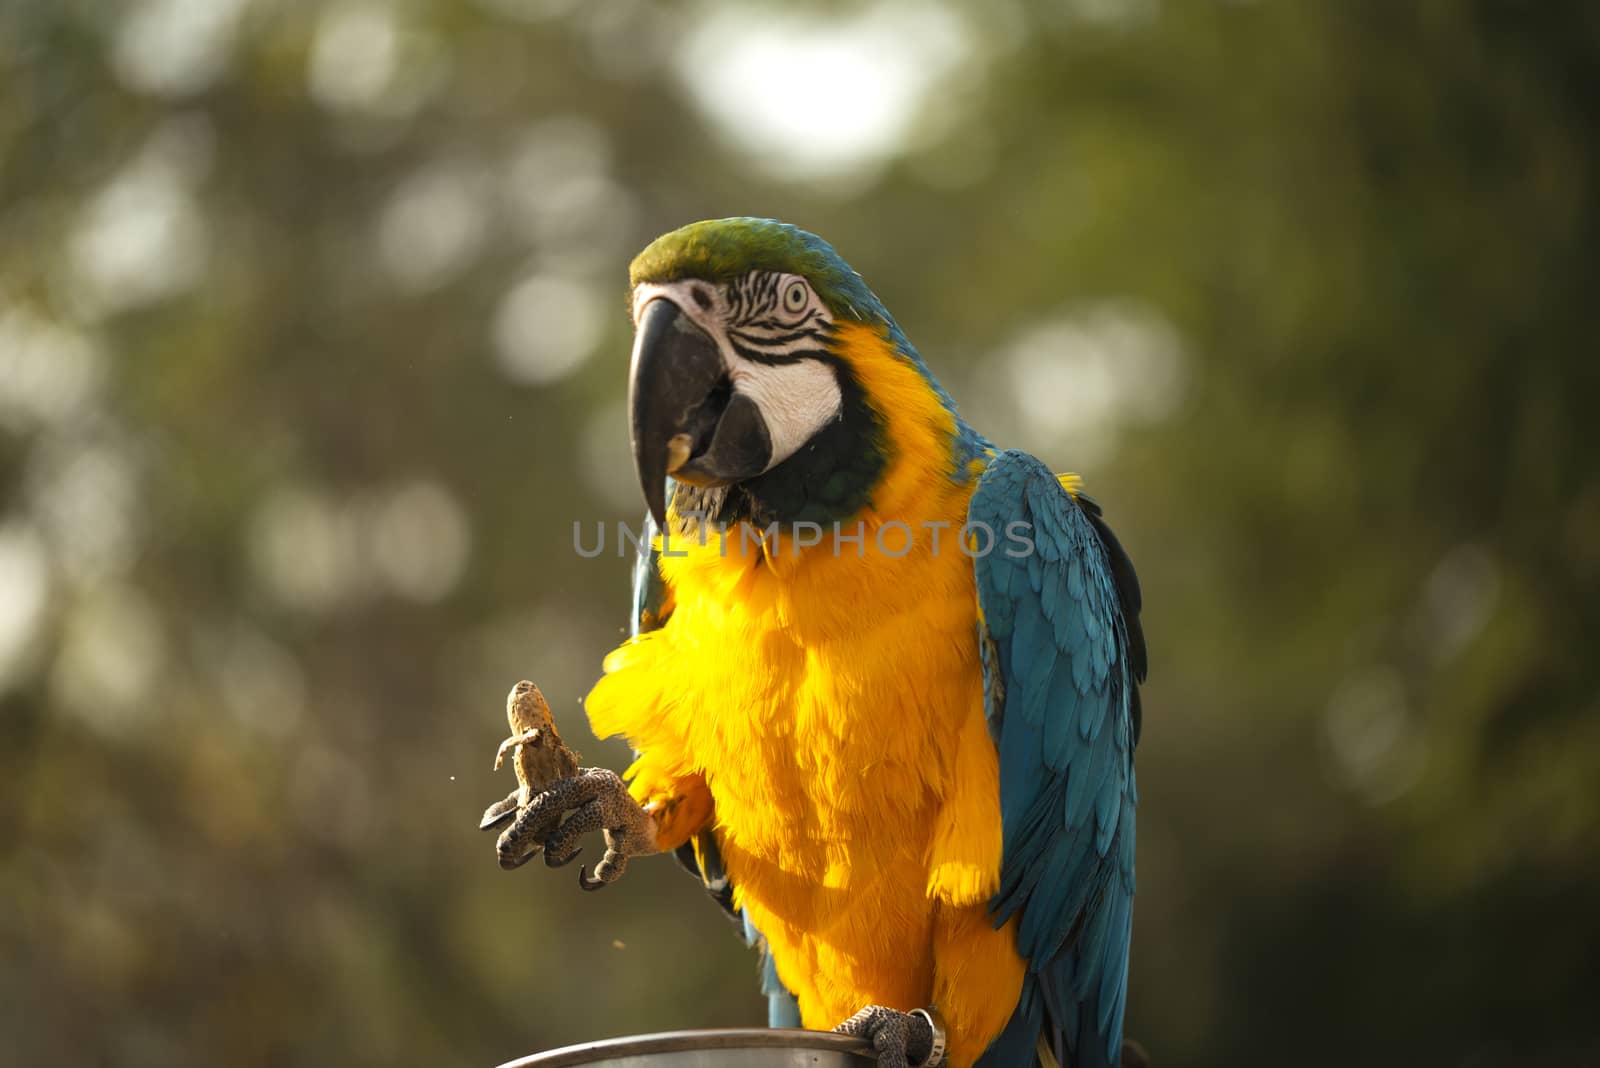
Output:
495 1029 875 1068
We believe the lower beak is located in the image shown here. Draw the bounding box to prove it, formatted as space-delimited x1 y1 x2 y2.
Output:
629 299 773 527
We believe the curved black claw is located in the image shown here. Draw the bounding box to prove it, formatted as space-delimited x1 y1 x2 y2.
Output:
498 847 540 871
480 792 519 831
577 865 607 891
545 846 581 869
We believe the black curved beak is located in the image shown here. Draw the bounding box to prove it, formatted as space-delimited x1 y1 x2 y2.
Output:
629 299 773 527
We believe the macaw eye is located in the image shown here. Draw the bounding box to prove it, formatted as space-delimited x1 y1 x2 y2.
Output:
782 279 809 314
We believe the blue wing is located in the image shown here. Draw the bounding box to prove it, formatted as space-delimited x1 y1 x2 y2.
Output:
970 451 1147 1068
628 503 802 1027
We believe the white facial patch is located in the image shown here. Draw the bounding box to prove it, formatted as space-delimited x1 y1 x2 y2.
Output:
632 275 843 472
728 358 842 465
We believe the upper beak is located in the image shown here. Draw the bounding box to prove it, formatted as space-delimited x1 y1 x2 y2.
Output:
628 298 773 527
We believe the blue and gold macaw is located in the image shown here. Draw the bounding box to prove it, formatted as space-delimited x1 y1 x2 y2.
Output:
498 219 1147 1068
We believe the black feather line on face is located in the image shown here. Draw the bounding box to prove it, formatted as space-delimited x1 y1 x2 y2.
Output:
721 273 828 363
755 303 820 329
726 339 831 367
733 324 827 347
729 274 761 320
725 270 816 328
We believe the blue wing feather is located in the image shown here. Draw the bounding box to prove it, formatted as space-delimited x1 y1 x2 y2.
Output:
629 509 670 639
971 451 1146 1068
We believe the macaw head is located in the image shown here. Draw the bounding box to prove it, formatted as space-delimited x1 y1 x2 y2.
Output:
627 217 967 530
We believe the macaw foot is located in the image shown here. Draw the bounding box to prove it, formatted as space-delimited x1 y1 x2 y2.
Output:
479 786 562 870
834 1006 946 1068
498 767 655 890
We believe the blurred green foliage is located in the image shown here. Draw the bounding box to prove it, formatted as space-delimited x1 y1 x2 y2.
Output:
2 1 1597 1065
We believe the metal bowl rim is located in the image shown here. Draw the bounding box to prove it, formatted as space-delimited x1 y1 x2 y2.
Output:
495 1028 874 1068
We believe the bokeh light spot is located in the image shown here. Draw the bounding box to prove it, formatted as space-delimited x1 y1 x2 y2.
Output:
370 480 472 603
112 0 252 98
0 524 51 691
67 124 212 316
52 584 167 734
1424 544 1501 661
676 3 970 182
247 486 358 614
502 117 637 265
205 624 309 738
307 3 449 119
26 436 143 586
376 162 492 293
0 305 105 431
492 274 604 386
1323 667 1428 805
989 301 1187 466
